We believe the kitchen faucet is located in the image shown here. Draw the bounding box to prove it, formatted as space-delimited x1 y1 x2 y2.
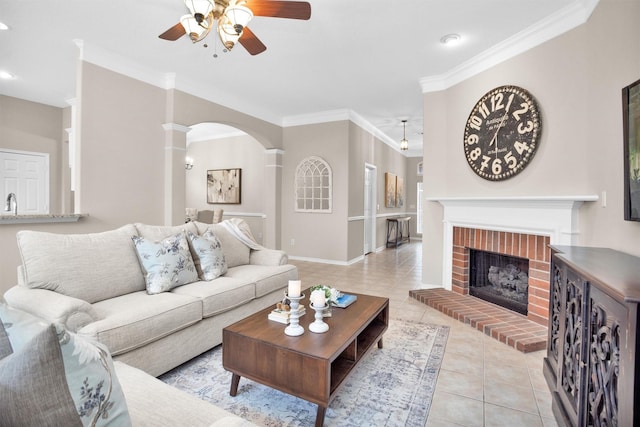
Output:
5 193 17 215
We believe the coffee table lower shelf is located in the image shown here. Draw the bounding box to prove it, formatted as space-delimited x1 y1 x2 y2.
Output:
223 292 389 427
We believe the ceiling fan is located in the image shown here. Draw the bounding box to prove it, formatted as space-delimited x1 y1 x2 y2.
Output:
159 0 311 56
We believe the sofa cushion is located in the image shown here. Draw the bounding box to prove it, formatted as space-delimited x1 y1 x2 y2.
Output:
134 222 199 241
16 225 145 303
132 232 199 294
0 321 83 426
80 291 202 356
223 264 297 298
187 230 228 281
195 223 250 268
171 276 255 317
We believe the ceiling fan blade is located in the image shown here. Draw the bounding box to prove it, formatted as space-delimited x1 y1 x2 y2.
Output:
159 22 186 41
246 0 311 20
239 27 267 55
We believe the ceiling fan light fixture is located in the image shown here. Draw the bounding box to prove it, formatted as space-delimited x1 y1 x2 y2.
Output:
180 14 211 42
218 17 240 49
184 0 214 18
224 3 253 34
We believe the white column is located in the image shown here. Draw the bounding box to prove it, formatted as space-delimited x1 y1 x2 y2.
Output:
162 123 190 225
264 149 283 249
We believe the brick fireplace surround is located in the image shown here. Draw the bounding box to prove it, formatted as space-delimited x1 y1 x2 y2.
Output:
411 227 551 353
410 196 597 353
451 227 551 326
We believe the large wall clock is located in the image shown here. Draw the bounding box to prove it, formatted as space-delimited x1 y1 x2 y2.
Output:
463 85 542 181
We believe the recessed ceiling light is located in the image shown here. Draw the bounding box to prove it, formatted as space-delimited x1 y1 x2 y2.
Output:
0 71 16 79
440 33 461 46
0 22 9 30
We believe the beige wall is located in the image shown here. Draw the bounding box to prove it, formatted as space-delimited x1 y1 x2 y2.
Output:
78 62 167 227
347 121 415 260
422 0 640 285
581 0 640 255
281 121 350 262
171 90 283 149
185 134 267 241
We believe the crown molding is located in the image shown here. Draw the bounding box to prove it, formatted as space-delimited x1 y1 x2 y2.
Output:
283 109 414 156
420 0 599 93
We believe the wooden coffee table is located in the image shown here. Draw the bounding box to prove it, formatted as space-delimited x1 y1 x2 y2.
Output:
222 291 389 427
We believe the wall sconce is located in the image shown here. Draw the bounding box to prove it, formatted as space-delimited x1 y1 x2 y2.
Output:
185 156 194 170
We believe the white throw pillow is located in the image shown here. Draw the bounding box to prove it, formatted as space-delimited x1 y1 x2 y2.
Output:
187 231 228 281
131 232 198 294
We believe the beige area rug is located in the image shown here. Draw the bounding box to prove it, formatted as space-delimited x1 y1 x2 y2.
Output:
160 319 449 426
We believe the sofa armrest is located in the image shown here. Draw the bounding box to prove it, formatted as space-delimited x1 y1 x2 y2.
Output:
3 286 98 332
249 249 288 266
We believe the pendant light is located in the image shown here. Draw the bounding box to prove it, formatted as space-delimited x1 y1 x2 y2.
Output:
400 120 409 151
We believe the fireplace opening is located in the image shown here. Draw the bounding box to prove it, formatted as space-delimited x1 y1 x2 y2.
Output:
469 249 529 315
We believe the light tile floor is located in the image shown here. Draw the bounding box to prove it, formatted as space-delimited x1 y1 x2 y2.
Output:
289 241 558 427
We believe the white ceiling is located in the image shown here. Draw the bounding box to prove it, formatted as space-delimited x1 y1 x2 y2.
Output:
0 0 597 155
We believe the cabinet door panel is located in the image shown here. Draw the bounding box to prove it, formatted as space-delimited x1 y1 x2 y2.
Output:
587 287 625 427
557 266 588 426
547 261 563 373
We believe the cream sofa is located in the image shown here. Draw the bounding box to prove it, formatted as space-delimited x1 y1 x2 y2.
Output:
3 219 297 377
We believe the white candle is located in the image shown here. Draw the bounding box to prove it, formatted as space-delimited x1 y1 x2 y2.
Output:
288 280 301 297
311 289 326 307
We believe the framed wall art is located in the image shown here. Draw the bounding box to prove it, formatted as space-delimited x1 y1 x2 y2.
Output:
396 177 405 208
207 168 241 204
385 173 396 208
623 79 640 221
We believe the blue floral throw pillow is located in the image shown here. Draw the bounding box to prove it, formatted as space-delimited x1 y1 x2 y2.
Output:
132 232 198 294
0 304 132 427
187 231 228 281
55 324 132 427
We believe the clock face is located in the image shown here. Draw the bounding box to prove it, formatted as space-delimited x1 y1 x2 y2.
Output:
463 85 542 181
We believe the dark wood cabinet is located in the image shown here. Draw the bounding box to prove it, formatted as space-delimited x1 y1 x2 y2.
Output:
544 246 640 427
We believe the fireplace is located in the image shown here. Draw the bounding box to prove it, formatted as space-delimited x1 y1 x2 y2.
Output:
428 196 598 327
469 249 529 315
452 227 550 324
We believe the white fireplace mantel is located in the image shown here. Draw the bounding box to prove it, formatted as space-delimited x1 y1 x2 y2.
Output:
427 195 599 290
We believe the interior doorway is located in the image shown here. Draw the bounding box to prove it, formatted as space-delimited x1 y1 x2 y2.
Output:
364 163 377 255
0 149 49 214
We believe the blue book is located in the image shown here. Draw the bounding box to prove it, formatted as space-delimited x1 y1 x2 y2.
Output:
335 293 357 308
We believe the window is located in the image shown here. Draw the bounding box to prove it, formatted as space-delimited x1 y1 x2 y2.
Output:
295 156 332 212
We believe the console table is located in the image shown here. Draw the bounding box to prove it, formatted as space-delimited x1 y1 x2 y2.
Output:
386 217 411 248
543 246 640 427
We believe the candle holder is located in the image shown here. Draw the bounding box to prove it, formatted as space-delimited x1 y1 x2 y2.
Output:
284 294 305 336
309 303 329 333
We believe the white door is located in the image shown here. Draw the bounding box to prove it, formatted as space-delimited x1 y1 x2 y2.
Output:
0 150 49 214
364 164 377 254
